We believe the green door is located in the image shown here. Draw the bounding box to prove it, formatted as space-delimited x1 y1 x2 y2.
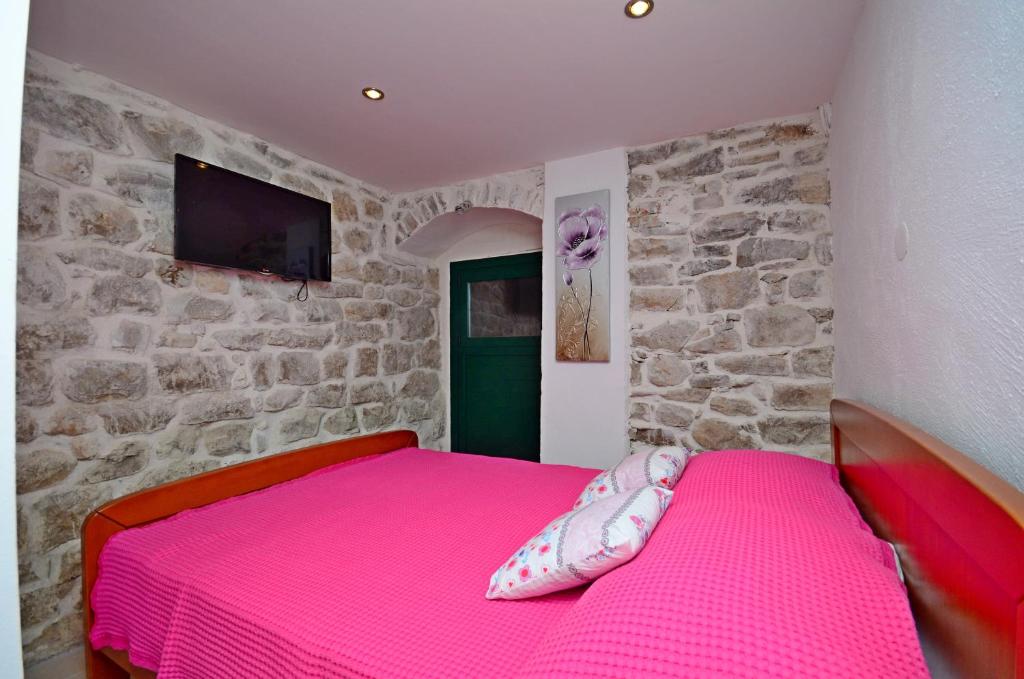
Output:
451 253 542 462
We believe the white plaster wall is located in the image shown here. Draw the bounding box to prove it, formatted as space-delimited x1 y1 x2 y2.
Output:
831 0 1024 490
541 149 629 469
2 2 30 676
437 222 542 451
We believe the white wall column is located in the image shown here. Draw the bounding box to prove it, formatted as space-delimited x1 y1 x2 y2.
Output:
540 149 629 469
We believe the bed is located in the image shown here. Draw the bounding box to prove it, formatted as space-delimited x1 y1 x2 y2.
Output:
81 400 1024 678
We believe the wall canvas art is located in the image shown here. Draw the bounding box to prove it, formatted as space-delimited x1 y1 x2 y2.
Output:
555 189 611 362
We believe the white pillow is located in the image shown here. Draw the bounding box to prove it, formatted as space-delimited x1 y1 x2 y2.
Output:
486 485 673 600
573 446 688 509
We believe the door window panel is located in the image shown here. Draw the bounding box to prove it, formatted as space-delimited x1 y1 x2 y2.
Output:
468 276 542 338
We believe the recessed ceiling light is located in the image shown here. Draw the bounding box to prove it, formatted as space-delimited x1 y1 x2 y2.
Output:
362 87 385 101
624 0 653 18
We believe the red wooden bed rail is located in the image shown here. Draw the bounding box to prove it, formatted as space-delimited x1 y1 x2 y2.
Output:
81 429 418 679
832 400 1024 678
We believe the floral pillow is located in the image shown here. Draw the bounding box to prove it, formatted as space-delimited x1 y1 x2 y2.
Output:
486 485 673 600
573 446 688 510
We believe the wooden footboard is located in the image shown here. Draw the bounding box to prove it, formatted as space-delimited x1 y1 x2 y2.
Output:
81 429 418 679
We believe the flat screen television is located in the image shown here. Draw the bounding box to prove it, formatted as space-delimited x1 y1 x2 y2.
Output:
174 154 331 281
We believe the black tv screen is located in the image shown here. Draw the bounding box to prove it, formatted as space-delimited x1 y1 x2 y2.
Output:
174 154 331 281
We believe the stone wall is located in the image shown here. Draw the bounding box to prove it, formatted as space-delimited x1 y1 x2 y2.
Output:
626 112 834 459
391 166 544 248
16 51 444 665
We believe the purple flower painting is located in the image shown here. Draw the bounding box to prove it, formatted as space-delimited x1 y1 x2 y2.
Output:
555 190 610 362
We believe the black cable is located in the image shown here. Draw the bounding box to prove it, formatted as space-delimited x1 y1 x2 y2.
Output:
295 279 309 302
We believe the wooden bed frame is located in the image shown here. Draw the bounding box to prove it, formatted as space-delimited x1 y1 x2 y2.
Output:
81 429 419 679
80 402 1024 678
831 400 1024 678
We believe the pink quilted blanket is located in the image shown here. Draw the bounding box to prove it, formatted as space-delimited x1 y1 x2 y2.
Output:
92 447 928 678
515 450 930 678
90 448 598 677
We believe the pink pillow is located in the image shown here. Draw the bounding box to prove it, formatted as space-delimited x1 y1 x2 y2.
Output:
486 485 673 600
573 446 688 509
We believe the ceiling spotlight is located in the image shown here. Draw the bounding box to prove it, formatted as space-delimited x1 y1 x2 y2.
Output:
624 0 653 18
362 87 385 101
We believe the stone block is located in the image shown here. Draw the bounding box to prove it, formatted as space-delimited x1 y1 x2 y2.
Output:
323 407 359 435
267 327 333 349
744 305 816 347
792 346 834 378
655 403 694 428
17 316 95 358
184 295 233 321
766 209 826 234
771 383 832 411
153 353 232 394
351 381 391 405
67 193 140 244
277 351 320 385
695 270 760 312
397 307 435 341
122 111 204 162
180 393 254 425
62 359 147 403
58 245 150 277
630 288 686 313
685 328 742 354
87 276 161 315
647 355 691 387
23 86 123 151
736 237 810 267
44 406 95 437
279 408 321 444
332 189 359 221
758 415 831 445
212 329 268 351
656 147 723 181
16 448 76 494
98 400 176 436
18 246 67 307
628 263 674 286
740 172 830 205
306 383 348 408
710 396 759 417
789 270 826 298
691 212 763 244
354 347 378 377
84 439 149 483
633 320 699 352
19 176 60 239
203 422 254 456
692 418 756 450
715 354 789 376
400 370 440 399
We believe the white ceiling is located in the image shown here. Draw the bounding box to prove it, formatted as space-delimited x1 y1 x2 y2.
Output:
27 0 863 192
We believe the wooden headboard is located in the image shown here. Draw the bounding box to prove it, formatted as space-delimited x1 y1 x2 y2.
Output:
831 399 1024 678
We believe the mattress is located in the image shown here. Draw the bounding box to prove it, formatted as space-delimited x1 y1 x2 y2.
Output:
91 447 928 678
90 448 598 678
515 450 930 678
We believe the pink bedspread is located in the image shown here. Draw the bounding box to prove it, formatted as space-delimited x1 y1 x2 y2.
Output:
93 448 928 678
90 448 598 678
515 450 930 678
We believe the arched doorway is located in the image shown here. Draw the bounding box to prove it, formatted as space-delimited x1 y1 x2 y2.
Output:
399 207 543 459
